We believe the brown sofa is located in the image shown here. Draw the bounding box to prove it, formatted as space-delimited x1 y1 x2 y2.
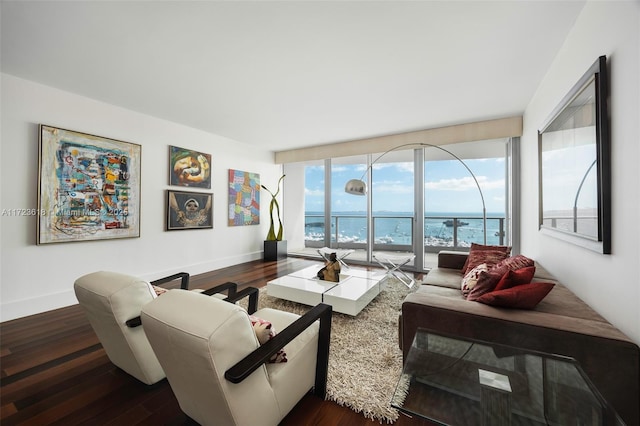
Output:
400 250 640 425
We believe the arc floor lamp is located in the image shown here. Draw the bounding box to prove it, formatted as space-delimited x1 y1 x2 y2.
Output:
344 142 487 245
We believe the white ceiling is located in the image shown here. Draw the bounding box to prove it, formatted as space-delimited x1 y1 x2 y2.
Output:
1 1 585 152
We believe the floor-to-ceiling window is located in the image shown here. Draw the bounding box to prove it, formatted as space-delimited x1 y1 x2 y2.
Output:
288 138 515 271
303 160 325 247
424 140 509 255
329 155 368 249
370 149 416 265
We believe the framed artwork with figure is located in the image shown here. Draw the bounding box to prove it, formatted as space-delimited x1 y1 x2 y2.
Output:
166 190 213 230
169 145 212 188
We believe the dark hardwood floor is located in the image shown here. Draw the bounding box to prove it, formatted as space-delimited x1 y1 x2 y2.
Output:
1 257 433 425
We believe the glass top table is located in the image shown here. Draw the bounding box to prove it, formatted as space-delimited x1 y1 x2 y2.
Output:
391 329 624 426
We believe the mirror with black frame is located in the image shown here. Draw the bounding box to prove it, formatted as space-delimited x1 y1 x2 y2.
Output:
538 55 611 254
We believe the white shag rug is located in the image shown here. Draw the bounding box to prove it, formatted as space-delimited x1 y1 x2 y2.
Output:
255 277 416 424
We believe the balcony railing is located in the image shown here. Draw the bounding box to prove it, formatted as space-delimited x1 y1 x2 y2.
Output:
305 214 506 252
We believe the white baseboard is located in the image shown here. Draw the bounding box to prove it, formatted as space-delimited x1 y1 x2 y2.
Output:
1 251 264 323
140 251 263 281
1 290 78 322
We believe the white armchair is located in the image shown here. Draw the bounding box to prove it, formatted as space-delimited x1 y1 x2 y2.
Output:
73 271 239 385
141 289 332 426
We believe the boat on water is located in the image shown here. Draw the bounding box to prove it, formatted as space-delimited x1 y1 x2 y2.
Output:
443 219 469 227
375 236 394 244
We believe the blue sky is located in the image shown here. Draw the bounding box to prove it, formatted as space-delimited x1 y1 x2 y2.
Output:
305 158 506 214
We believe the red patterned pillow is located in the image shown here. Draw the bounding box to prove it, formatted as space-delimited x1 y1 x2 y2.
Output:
466 258 536 301
466 268 504 301
249 315 287 363
462 243 512 274
476 282 555 309
493 266 536 292
463 249 511 276
461 263 489 296
492 254 535 276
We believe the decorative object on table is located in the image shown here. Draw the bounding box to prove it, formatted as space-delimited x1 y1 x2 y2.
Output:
228 169 260 226
344 142 487 244
262 174 286 260
166 190 212 230
317 247 355 269
538 55 611 254
37 125 141 244
169 145 211 188
317 252 341 282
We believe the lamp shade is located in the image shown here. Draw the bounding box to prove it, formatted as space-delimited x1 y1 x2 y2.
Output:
345 179 367 195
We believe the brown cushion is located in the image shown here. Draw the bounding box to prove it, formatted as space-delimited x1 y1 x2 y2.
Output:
476 282 555 309
437 251 469 269
422 268 464 289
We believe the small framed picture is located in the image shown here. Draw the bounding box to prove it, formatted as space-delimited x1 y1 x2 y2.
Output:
166 190 213 230
169 145 212 188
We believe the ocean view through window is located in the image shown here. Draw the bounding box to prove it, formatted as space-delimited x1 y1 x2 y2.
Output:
297 139 512 269
304 211 506 250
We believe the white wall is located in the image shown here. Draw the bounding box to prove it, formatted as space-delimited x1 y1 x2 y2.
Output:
282 161 308 252
0 74 282 321
521 1 640 344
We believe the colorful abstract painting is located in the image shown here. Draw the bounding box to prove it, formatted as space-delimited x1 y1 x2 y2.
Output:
169 146 211 188
228 169 260 226
37 125 141 244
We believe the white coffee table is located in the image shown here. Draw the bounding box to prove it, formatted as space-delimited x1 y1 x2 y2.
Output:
266 265 384 316
323 277 381 316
